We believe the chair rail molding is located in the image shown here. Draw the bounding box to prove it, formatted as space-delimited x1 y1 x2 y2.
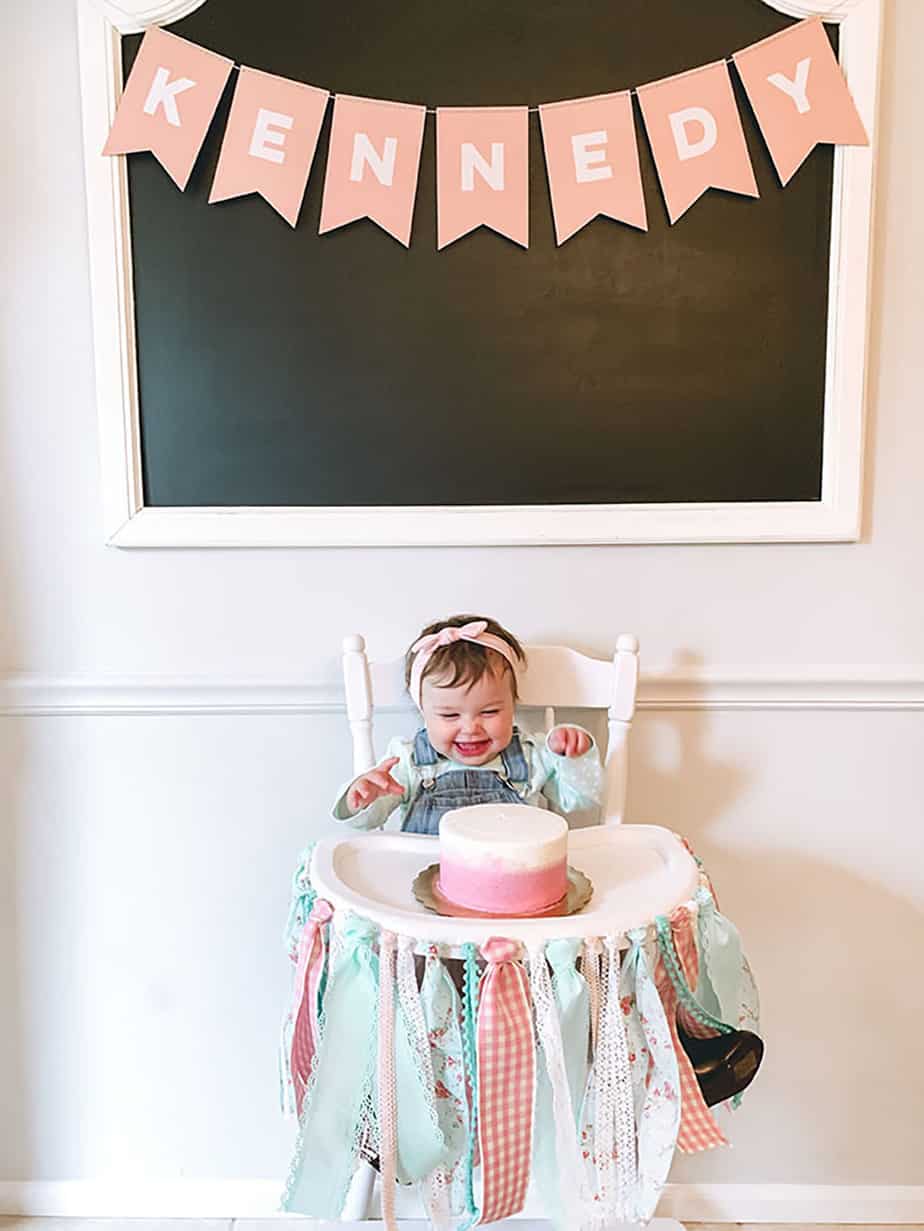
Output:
2 667 923 715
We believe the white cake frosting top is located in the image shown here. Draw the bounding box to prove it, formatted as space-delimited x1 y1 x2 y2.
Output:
440 804 568 871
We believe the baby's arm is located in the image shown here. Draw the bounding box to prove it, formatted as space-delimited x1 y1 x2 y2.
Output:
331 739 412 830
537 725 603 820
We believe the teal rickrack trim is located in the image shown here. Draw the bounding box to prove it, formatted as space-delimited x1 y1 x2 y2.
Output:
655 916 733 1036
460 943 480 1229
283 842 318 956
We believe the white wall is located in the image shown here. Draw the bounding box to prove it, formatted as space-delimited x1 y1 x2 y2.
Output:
1 0 922 1218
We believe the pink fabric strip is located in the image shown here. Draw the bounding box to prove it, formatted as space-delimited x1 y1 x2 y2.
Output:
476 938 535 1224
654 907 727 1153
289 899 333 1118
378 932 399 1231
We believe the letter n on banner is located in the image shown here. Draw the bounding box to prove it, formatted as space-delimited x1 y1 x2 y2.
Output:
436 107 529 250
733 18 868 186
319 95 426 247
103 27 233 190
538 93 646 245
209 69 329 226
637 61 758 224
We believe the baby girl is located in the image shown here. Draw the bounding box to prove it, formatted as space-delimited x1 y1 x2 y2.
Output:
332 615 602 834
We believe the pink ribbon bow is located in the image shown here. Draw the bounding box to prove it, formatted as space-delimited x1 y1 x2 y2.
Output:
289 898 333 1118
476 936 534 1224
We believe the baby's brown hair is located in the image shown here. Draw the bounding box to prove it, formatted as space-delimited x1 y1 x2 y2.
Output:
405 615 526 701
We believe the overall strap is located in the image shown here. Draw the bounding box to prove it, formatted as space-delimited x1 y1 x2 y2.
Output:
412 728 440 767
500 729 530 789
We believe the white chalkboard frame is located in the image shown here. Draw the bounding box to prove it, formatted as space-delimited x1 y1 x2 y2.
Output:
77 0 882 547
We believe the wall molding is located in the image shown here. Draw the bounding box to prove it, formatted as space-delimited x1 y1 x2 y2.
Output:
1 1179 922 1222
1 669 923 717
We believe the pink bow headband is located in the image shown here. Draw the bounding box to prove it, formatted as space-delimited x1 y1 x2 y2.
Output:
408 620 519 710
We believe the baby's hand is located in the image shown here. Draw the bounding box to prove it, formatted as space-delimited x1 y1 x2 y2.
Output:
548 726 592 757
346 756 405 813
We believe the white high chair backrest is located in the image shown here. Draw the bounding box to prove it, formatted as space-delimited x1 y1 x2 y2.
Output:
341 632 640 825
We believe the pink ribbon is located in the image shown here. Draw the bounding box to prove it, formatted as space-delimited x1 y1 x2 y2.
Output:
289 898 333 1118
476 937 535 1224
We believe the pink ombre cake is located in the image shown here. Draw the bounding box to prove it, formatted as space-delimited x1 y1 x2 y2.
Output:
437 804 569 916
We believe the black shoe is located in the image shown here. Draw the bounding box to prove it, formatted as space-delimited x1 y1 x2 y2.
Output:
678 1023 764 1106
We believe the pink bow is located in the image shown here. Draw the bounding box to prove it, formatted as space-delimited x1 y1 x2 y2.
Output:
411 620 488 656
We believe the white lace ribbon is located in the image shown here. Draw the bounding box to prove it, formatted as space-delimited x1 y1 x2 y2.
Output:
593 936 638 1223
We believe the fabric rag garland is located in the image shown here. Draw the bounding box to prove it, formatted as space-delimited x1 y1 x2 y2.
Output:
280 844 760 1227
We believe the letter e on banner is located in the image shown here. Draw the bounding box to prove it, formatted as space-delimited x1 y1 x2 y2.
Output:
210 68 329 225
733 18 868 186
637 61 758 224
319 95 426 247
538 93 646 244
103 27 233 190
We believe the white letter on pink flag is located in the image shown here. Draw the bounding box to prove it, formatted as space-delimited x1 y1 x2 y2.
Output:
539 93 646 244
103 27 233 190
319 96 426 247
733 18 868 186
637 61 758 224
209 69 328 225
437 107 529 250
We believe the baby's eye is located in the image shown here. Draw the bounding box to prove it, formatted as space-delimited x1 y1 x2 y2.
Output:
439 712 459 719
482 709 499 716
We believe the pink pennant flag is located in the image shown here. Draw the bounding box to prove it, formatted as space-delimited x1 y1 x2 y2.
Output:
319 95 426 247
733 18 868 187
637 61 758 224
436 107 529 250
103 27 233 190
208 68 328 226
539 92 646 244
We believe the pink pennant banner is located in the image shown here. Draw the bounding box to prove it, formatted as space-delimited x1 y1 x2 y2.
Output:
319 95 426 247
476 938 534 1224
637 60 759 224
208 68 328 226
539 92 647 244
437 107 529 250
733 18 868 187
289 898 333 1119
103 27 233 190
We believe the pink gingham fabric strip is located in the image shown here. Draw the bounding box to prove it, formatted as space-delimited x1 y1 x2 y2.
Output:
476 938 535 1224
655 908 727 1153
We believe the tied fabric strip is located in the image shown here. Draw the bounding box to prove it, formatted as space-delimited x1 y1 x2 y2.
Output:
378 932 399 1231
289 899 333 1118
420 947 469 1220
476 938 535 1225
654 908 728 1153
282 915 379 1217
592 937 638 1223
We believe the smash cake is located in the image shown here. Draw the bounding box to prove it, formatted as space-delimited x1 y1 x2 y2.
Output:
434 803 574 917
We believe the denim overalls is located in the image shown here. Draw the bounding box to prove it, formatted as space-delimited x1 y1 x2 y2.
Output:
401 728 530 836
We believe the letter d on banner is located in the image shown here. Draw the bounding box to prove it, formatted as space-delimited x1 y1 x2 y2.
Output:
103 27 233 190
319 95 426 247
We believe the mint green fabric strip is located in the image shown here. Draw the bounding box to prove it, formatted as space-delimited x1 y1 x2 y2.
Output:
283 915 378 1217
394 993 446 1183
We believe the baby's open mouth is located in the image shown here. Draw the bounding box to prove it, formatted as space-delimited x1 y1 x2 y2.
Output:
454 739 492 757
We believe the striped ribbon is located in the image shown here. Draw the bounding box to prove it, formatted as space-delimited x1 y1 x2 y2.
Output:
289 897 333 1118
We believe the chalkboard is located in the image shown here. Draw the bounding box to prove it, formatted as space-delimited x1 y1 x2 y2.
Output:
124 0 835 509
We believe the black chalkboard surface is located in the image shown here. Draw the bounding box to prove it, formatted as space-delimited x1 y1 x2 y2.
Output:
124 0 834 508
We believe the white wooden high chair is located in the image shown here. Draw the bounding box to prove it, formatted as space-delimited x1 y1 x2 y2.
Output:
341 631 642 824
318 632 696 1228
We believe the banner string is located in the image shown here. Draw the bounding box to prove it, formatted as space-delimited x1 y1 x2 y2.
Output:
212 0 858 115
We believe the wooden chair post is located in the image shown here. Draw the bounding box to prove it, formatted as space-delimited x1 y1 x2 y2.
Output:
603 633 639 825
342 634 376 775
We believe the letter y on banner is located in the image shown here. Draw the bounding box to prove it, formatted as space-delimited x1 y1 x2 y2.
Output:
103 27 233 190
637 61 758 224
733 18 868 186
319 95 426 247
209 69 329 226
436 107 529 250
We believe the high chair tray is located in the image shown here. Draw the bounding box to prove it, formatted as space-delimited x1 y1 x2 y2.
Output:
311 823 698 945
